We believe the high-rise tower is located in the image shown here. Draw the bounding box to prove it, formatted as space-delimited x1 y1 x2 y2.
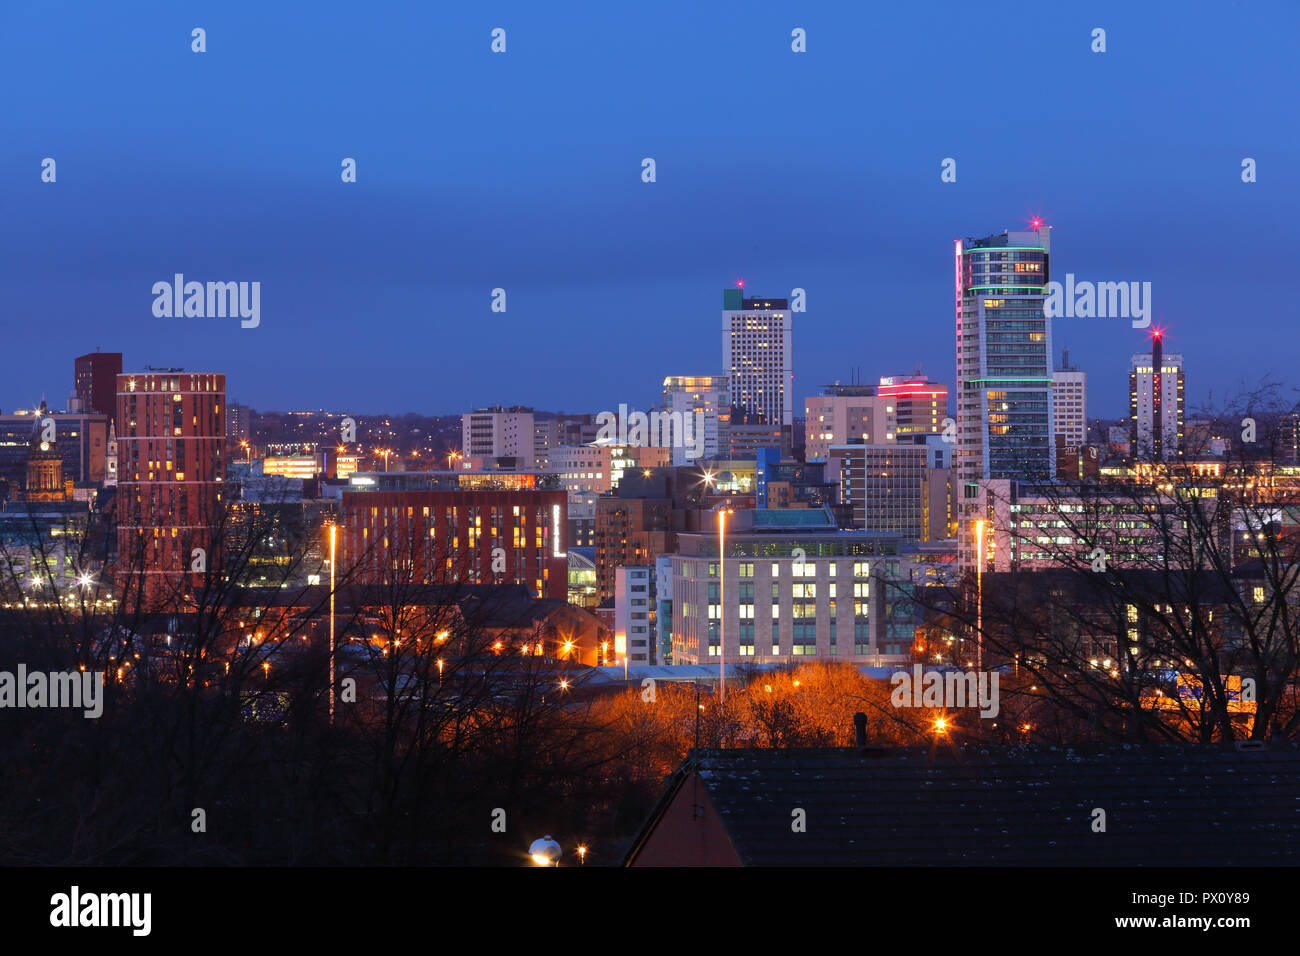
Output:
721 287 793 434
1052 348 1088 448
1129 331 1183 460
955 229 1055 484
115 370 226 601
661 375 730 465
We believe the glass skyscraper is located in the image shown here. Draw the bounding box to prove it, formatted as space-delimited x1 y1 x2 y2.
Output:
954 229 1055 485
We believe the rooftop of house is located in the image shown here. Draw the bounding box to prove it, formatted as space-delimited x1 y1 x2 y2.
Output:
626 742 1300 866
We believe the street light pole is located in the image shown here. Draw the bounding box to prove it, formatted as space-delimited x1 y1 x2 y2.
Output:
718 507 729 704
974 518 985 672
328 522 337 723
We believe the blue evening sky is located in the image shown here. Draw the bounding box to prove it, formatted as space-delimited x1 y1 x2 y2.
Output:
3 0 1295 418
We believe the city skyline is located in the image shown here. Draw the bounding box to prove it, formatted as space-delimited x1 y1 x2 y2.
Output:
0 321 1203 424
0 297 1223 427
2 0 1299 890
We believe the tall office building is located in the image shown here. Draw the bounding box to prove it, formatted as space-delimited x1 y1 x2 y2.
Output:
532 418 560 469
721 288 793 438
115 371 226 598
955 229 1055 484
461 406 536 467
1052 349 1087 447
74 352 122 417
877 376 948 438
803 385 895 462
661 375 730 465
1129 332 1184 460
833 437 953 540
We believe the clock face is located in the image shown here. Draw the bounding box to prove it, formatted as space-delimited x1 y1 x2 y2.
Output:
39 442 49 451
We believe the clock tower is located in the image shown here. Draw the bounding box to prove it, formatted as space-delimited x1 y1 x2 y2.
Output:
25 400 73 503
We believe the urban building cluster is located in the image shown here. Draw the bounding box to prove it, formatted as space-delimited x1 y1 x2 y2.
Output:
5 225 1298 685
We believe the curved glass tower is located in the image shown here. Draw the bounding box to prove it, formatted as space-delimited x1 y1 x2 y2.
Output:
954 228 1055 484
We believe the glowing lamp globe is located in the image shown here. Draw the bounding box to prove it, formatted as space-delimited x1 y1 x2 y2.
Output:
529 836 561 866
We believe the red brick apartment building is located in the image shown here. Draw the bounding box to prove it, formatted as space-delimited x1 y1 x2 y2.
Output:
115 371 225 598
341 489 568 601
75 351 123 417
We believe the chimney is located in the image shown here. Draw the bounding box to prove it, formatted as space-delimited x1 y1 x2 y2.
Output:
853 712 867 747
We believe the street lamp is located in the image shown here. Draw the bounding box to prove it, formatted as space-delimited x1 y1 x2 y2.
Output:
328 522 337 723
577 844 587 865
529 836 561 866
973 518 986 671
716 505 734 703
